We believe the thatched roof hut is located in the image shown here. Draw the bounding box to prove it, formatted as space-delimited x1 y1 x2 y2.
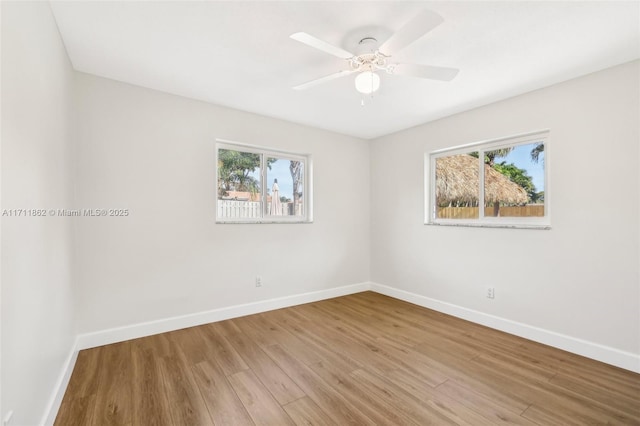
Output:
435 154 528 206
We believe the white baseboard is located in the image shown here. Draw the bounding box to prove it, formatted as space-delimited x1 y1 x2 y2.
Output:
76 282 371 350
76 281 640 373
370 282 640 373
43 282 369 424
41 339 79 426
45 280 639 424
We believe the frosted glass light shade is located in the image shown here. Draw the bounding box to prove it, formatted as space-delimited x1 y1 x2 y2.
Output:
355 71 380 94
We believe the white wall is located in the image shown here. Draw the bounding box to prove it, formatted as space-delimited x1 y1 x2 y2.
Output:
0 3 637 421
371 61 640 361
1 2 77 425
73 73 370 333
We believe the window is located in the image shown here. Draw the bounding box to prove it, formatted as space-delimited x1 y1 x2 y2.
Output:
427 130 549 228
216 141 312 223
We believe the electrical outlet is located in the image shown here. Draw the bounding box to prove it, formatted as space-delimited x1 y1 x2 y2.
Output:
255 276 262 287
3 410 14 426
487 287 495 299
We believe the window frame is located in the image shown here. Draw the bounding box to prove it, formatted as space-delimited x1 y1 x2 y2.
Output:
215 140 313 224
425 130 550 229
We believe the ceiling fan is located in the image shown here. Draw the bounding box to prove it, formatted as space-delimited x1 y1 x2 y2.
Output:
290 10 459 95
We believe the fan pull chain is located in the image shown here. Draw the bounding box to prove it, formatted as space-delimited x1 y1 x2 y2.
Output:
361 92 376 107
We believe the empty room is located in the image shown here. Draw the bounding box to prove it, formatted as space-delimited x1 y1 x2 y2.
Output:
1 1 639 425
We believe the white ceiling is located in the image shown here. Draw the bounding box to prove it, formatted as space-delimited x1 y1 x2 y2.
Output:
50 1 640 140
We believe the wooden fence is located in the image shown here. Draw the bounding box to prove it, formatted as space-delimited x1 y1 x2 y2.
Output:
437 205 544 219
217 200 302 218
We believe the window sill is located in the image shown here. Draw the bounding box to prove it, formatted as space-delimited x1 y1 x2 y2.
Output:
426 221 550 230
216 220 313 224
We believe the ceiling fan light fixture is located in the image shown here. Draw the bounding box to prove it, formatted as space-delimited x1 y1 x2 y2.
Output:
355 71 380 94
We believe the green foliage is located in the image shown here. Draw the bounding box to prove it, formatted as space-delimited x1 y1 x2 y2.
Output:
217 149 280 198
470 144 545 203
218 149 260 197
485 148 513 166
493 161 538 202
530 143 544 163
470 148 513 166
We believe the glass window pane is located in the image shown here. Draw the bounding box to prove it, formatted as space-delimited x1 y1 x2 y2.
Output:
266 157 304 217
217 148 262 220
484 142 544 217
435 153 480 219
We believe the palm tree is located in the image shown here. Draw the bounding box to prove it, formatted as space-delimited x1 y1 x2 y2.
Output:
530 143 544 163
289 160 302 215
485 148 513 166
470 148 513 166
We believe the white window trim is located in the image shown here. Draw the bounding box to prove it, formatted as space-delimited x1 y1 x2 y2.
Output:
425 130 550 229
216 139 313 224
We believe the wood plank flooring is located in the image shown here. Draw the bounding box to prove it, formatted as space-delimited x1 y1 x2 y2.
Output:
55 292 640 425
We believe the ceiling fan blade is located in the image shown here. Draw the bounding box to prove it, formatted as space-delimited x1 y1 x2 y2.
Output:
293 70 355 90
392 63 459 81
290 32 354 59
379 10 444 56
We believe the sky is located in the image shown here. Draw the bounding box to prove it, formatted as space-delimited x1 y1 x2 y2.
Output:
245 143 544 202
248 158 298 200
266 159 298 200
494 143 545 192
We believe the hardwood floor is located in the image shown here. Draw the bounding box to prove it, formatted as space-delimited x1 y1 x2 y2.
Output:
55 292 640 425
